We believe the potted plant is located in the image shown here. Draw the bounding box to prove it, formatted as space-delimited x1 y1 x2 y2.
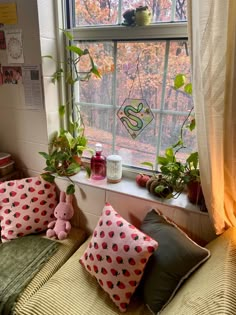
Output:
141 74 204 205
39 30 101 194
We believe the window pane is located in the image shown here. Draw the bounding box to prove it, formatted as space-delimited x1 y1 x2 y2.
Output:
160 114 197 160
78 42 114 105
74 38 194 170
74 0 187 26
79 105 114 155
75 0 119 25
116 41 166 111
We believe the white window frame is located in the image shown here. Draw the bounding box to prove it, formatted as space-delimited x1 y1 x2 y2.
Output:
70 23 187 41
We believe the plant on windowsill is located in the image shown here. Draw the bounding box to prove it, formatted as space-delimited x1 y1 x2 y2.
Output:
141 74 204 205
39 30 101 194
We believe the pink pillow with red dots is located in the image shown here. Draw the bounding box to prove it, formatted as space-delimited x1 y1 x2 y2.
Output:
0 176 57 242
79 203 158 312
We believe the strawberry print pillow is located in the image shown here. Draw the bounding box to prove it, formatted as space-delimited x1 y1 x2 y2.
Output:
79 203 158 312
0 176 57 242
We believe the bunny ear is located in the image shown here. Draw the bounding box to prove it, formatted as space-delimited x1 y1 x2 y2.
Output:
66 194 73 204
59 191 66 202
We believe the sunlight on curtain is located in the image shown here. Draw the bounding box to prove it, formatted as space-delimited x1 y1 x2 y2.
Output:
187 0 236 234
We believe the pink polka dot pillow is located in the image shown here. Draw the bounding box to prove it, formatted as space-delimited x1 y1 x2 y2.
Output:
79 203 158 312
0 176 57 242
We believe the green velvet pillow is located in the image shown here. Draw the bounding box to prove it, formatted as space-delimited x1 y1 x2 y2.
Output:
139 209 211 314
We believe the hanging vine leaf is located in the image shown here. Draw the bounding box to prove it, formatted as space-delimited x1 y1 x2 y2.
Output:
66 73 76 85
41 173 55 183
59 105 65 117
38 151 50 160
141 161 154 170
172 139 183 148
66 45 84 56
174 74 186 89
91 65 101 78
39 28 101 190
184 83 192 95
89 56 101 78
189 118 196 131
62 29 73 41
52 68 63 83
66 162 81 175
66 184 75 195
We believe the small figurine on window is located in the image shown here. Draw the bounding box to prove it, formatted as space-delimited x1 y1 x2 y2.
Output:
135 6 152 26
122 6 152 27
122 9 136 26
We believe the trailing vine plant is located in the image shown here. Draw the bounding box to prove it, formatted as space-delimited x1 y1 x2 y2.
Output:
39 30 101 194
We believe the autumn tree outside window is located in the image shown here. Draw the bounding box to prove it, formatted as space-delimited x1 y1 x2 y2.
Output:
65 0 196 172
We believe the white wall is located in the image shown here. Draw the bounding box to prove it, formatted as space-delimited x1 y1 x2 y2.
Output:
0 0 60 176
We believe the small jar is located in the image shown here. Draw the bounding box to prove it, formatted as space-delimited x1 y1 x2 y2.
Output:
107 155 122 183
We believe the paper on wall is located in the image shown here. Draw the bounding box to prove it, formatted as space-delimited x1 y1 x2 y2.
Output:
22 65 44 109
0 3 17 25
5 29 24 64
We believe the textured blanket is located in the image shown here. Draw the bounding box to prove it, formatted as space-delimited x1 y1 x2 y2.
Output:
0 235 59 315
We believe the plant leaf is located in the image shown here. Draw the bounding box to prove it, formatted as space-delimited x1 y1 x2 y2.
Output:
184 83 192 95
89 56 101 78
91 65 101 78
59 105 65 118
174 74 186 89
172 139 183 148
52 68 63 83
66 162 81 175
85 165 91 177
141 161 154 170
44 166 57 172
39 152 50 160
62 30 73 41
157 156 168 166
189 118 196 131
186 152 199 170
66 184 75 195
154 185 165 193
165 147 175 160
66 45 84 56
66 72 76 85
41 173 55 183
83 48 89 55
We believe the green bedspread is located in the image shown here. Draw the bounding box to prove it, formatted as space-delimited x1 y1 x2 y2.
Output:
0 235 59 315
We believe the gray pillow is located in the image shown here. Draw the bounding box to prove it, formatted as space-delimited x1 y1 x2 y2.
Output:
139 209 211 314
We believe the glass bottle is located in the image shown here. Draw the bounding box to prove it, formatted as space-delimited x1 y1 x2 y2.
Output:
90 143 106 180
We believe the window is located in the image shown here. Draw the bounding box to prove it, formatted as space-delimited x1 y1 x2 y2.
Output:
66 0 195 172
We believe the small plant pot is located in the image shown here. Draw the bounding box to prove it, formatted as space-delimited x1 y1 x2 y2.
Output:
187 181 204 205
146 175 173 199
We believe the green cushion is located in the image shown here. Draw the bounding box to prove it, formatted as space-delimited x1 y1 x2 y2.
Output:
139 209 210 314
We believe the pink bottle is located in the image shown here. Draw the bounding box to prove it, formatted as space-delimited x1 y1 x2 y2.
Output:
90 143 106 180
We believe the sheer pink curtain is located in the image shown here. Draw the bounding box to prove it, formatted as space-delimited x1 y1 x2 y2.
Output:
187 0 236 234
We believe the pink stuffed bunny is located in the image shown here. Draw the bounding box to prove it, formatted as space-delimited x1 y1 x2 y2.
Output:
46 191 74 240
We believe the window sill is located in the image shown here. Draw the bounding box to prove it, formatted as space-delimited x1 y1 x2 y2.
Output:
69 171 208 217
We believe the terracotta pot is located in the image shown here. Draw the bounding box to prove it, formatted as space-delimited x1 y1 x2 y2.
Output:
187 181 204 205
